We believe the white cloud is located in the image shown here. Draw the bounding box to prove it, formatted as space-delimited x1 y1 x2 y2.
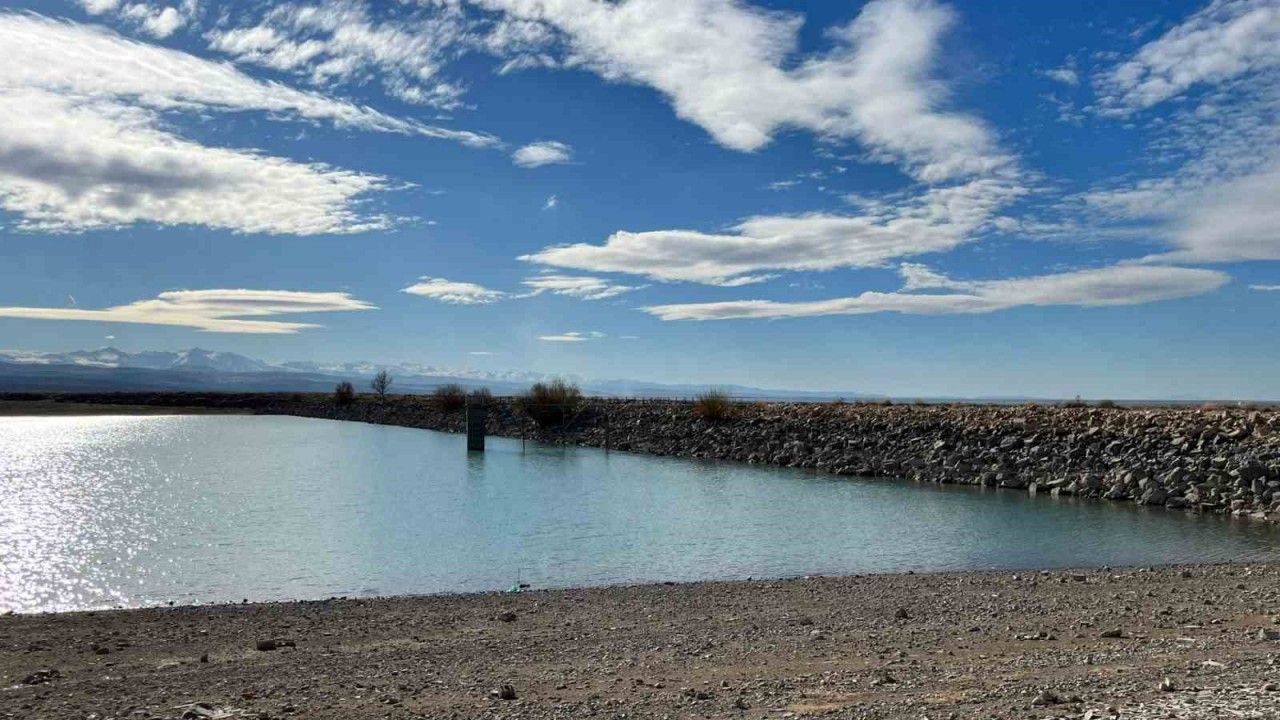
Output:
0 289 375 333
79 1 197 39
522 176 1026 285
1043 67 1080 86
513 141 573 168
1251 284 1280 291
0 12 503 233
538 331 605 342
0 90 390 234
1 13 499 147
400 277 508 304
468 350 497 355
521 274 643 300
642 264 1228 321
1079 1 1280 264
543 194 558 210
477 0 1011 182
206 0 470 110
1098 0 1280 112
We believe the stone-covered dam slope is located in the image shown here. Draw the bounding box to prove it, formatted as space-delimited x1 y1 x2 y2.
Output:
18 392 1280 522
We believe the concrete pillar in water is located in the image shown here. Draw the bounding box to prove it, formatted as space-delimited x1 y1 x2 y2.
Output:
466 393 488 452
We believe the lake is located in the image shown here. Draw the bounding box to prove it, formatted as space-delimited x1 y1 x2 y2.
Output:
2 414 1278 613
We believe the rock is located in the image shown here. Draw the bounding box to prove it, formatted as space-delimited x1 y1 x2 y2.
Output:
491 684 517 700
497 611 517 622
180 703 218 719
21 669 60 685
894 607 911 619
255 639 278 651
1158 677 1177 692
1099 628 1124 638
1256 628 1280 641
1031 689 1062 706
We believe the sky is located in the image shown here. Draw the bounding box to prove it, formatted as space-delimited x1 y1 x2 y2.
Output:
0 0 1278 400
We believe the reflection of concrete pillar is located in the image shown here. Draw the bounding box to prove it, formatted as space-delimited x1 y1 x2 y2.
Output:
466 394 488 452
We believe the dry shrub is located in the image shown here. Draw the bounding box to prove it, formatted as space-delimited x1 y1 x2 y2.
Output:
519 378 583 427
433 383 467 412
693 389 734 421
333 381 356 406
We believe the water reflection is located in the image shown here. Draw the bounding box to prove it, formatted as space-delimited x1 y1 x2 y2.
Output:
2 414 1278 613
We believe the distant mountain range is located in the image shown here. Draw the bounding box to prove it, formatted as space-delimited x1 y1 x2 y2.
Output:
0 347 875 400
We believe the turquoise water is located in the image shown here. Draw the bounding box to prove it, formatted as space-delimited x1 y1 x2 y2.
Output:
2 414 1278 613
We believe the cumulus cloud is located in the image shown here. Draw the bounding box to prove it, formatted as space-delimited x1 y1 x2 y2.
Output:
78 0 197 39
512 141 573 168
538 331 605 342
521 275 643 300
642 264 1228 321
522 177 1026 286
1097 0 1280 112
0 289 375 333
400 277 508 304
476 0 1011 182
206 0 470 110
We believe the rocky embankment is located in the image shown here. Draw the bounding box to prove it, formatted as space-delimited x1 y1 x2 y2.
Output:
15 392 1280 521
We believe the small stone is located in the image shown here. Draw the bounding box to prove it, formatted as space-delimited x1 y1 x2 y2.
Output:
894 607 911 620
491 684 517 701
1031 689 1062 706
1159 677 1177 692
21 669 60 685
498 611 517 622
1257 628 1280 641
1099 628 1124 638
199 653 209 663
255 639 278 651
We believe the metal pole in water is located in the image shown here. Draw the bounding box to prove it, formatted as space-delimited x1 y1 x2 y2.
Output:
466 392 487 452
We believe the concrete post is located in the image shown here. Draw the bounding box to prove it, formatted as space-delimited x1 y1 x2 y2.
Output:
466 393 488 452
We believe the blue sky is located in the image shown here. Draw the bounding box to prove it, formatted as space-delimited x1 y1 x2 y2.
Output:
0 0 1278 399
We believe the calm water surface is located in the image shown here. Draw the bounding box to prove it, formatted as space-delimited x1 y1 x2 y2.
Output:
2 414 1278 612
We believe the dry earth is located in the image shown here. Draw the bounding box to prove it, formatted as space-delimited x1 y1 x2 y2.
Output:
4 564 1280 720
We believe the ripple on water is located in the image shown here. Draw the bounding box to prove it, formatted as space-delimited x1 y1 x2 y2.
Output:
2 414 1278 613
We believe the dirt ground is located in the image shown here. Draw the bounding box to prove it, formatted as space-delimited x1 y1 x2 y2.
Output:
4 564 1280 719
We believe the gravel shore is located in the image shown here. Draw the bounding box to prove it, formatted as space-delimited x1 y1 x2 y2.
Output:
5 564 1280 719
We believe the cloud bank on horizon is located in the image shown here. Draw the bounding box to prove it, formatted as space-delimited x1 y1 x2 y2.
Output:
0 0 1278 352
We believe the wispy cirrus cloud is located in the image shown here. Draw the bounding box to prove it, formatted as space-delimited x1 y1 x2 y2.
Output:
642 264 1229 321
206 0 470 110
1079 0 1280 265
512 141 573 168
521 275 643 300
538 331 606 342
0 289 375 333
400 278 508 305
1096 0 1280 112
1251 284 1280 291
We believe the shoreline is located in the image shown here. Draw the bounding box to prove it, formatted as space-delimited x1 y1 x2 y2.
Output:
5 391 1279 523
5 563 1280 718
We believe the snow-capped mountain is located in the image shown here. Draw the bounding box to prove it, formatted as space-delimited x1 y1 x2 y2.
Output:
0 347 275 373
0 347 869 400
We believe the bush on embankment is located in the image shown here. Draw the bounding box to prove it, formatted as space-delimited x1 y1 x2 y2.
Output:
518 379 583 428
